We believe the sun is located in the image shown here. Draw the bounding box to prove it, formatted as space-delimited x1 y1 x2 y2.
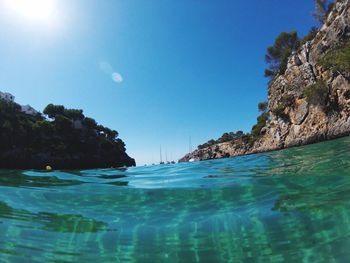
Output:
5 0 55 21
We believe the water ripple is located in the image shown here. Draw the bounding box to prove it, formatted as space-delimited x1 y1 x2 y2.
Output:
1 137 350 262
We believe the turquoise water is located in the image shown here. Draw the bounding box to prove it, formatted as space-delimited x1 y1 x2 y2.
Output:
1 137 350 262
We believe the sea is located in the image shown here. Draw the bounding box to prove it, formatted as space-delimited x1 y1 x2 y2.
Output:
1 137 350 262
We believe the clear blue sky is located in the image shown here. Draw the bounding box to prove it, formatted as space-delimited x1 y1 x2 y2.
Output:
0 0 317 165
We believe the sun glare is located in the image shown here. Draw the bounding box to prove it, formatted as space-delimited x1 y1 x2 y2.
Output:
6 0 55 21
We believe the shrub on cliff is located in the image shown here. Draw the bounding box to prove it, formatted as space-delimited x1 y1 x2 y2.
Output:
271 104 290 122
258 101 268 112
280 94 295 108
303 80 329 105
320 40 350 75
251 112 269 138
264 32 300 77
270 94 295 121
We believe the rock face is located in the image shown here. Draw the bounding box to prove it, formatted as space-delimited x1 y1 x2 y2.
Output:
180 0 350 163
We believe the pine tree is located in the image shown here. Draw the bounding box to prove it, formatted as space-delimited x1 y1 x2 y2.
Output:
313 0 333 24
264 32 299 77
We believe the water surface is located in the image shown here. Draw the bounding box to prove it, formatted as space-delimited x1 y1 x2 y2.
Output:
1 137 350 262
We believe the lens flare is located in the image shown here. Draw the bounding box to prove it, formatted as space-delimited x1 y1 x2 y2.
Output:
112 72 123 83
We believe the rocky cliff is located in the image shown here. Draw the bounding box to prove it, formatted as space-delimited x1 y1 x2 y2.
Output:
180 0 350 162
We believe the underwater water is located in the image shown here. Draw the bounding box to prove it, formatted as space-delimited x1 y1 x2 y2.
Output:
1 137 350 262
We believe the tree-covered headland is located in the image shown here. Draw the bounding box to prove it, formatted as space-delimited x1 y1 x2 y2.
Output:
0 100 135 169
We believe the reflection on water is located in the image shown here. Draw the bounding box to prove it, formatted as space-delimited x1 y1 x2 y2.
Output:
1 137 350 262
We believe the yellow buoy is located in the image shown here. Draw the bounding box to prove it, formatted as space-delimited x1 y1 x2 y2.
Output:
46 165 52 171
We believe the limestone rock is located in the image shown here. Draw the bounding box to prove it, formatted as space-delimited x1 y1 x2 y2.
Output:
290 99 309 125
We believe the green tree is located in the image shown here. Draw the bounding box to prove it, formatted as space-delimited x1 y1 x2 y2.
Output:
236 131 244 136
265 32 299 77
258 101 268 112
64 109 84 120
217 131 245 143
208 139 216 145
218 133 234 143
54 115 72 131
43 104 65 119
313 0 333 24
83 117 97 129
251 112 269 137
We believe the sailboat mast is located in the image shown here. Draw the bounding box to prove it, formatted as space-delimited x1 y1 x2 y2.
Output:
160 145 163 163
